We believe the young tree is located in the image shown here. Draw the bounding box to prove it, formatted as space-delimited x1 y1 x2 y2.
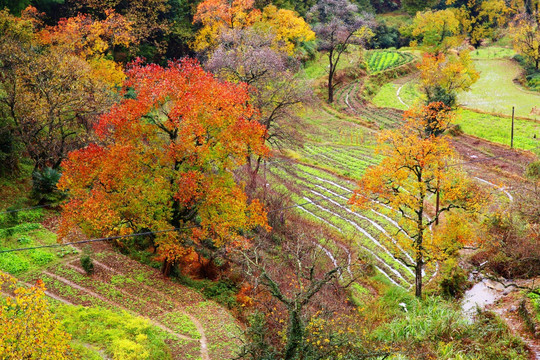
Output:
0 272 73 359
510 12 540 69
350 104 484 298
234 214 369 360
58 59 269 274
417 51 479 107
307 0 374 103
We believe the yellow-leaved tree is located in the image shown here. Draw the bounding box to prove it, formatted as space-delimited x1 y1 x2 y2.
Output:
411 9 461 53
349 103 484 298
510 12 540 69
192 0 314 54
417 51 479 107
0 272 73 359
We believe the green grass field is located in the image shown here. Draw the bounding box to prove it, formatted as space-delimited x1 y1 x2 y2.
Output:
455 109 540 151
469 47 515 60
372 80 421 110
458 59 540 120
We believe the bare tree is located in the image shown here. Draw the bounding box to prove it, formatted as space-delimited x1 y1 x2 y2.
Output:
308 0 374 103
205 28 312 194
232 210 369 360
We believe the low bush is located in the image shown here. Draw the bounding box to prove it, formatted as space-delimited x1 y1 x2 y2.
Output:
81 255 94 275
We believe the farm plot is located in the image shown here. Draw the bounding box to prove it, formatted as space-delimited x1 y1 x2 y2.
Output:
299 143 382 179
367 50 414 74
268 162 438 290
0 212 242 360
334 80 405 129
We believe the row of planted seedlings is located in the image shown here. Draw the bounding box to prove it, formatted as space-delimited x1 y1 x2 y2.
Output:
301 144 382 180
367 51 415 73
268 163 416 288
292 163 440 283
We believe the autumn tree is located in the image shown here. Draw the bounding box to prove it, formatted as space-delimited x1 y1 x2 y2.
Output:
58 59 269 274
73 0 172 60
205 27 311 193
350 104 483 298
307 0 375 103
38 10 135 88
411 9 461 54
0 272 73 359
192 0 314 55
417 51 479 107
510 12 540 69
446 0 510 47
0 10 113 171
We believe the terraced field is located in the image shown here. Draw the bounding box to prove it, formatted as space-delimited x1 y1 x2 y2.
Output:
268 159 439 289
0 219 242 360
367 50 414 74
334 80 404 129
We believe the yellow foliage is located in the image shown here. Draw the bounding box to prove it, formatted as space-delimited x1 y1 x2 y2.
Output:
417 51 479 95
0 272 73 359
89 57 126 89
350 104 484 296
258 5 315 56
192 0 314 55
510 14 540 69
412 9 461 53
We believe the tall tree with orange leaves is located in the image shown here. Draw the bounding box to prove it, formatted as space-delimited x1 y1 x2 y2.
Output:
58 59 269 275
349 103 484 298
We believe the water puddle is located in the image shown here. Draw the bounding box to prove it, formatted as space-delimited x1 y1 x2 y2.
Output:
462 278 503 321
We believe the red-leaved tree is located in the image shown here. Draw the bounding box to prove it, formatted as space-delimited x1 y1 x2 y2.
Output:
58 59 269 274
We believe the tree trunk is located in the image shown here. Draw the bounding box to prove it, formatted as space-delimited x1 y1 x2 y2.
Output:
536 58 539 70
328 72 334 104
161 258 172 277
328 49 335 104
284 306 304 360
415 257 423 298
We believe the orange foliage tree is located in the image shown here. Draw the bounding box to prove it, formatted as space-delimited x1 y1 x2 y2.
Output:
58 59 269 274
39 10 135 88
350 104 484 298
0 273 72 359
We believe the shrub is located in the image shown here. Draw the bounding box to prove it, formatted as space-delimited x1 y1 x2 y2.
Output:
439 258 470 299
448 124 463 136
32 167 64 203
81 255 94 275
0 223 42 238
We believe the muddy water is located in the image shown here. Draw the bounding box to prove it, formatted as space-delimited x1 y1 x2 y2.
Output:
461 278 502 320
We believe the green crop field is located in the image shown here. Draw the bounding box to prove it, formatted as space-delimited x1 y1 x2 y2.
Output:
367 50 413 73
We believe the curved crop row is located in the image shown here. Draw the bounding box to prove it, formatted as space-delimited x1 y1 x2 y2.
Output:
367 50 414 74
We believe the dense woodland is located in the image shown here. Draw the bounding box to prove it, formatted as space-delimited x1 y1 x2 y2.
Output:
1 0 540 359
